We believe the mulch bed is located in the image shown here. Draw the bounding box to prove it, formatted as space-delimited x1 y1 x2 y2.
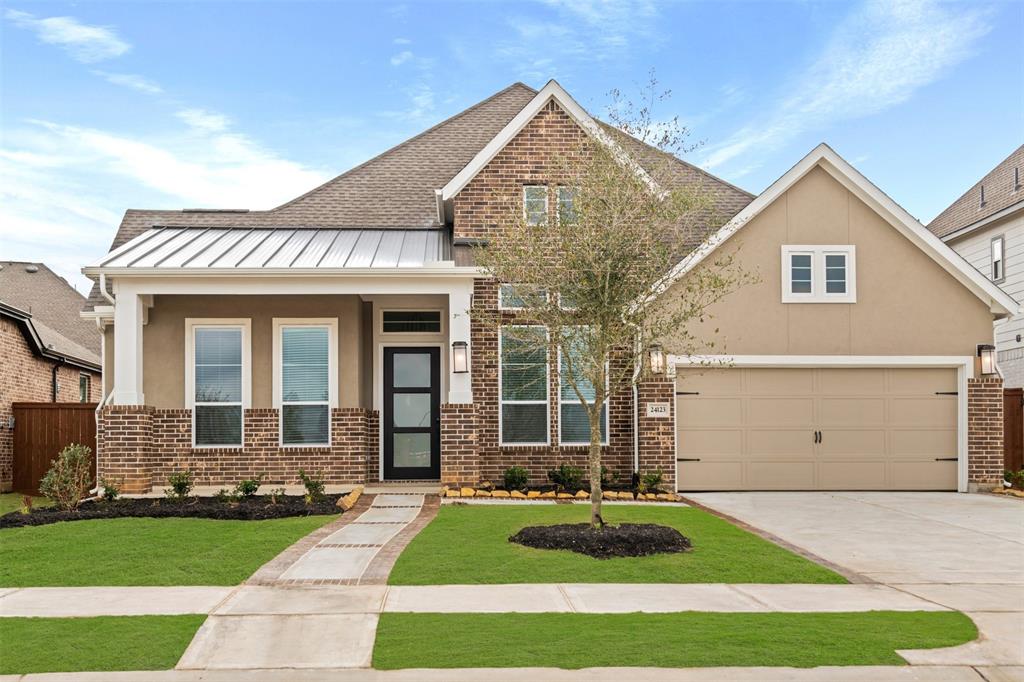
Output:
0 494 343 529
509 523 691 559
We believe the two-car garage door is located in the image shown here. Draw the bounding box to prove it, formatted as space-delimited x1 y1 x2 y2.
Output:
675 366 958 491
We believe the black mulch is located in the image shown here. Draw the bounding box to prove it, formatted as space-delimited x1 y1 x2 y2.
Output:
0 494 343 529
509 523 691 559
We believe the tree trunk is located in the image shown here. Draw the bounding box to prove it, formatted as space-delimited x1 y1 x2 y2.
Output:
589 406 604 528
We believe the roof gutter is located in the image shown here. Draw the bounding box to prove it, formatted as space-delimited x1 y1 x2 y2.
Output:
99 272 116 305
0 302 102 373
938 200 1024 244
82 265 483 278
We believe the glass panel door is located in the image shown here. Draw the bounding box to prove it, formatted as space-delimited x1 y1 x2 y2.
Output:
384 347 440 480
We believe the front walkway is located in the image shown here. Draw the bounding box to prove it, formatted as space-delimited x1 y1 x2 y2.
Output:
687 492 1024 669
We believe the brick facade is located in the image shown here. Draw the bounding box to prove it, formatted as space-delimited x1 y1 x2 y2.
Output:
440 403 478 485
99 406 377 494
967 376 1004 489
637 378 676 490
1 316 102 491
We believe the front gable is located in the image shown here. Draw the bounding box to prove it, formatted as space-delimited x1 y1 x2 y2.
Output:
665 159 1013 358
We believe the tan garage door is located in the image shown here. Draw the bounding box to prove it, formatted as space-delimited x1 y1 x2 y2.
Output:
675 367 958 491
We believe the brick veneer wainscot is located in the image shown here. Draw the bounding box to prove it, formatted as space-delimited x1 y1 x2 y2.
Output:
99 406 377 494
967 376 1004 489
1 317 102 491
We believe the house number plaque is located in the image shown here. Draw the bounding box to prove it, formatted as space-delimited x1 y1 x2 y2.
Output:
645 402 670 418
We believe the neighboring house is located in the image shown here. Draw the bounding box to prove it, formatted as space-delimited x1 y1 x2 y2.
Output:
928 145 1024 387
82 81 1016 495
1 262 103 492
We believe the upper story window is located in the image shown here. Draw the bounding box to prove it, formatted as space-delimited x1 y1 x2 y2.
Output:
991 236 1005 283
781 245 857 304
523 185 548 226
499 284 548 311
79 373 90 403
557 187 577 224
499 326 549 446
273 319 338 447
186 320 251 448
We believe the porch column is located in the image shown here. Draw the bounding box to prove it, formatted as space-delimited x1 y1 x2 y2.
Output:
112 290 145 405
447 281 473 404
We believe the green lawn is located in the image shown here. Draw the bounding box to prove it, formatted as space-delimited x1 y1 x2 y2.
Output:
389 505 844 584
0 615 206 674
0 515 337 586
374 611 977 669
0 493 50 515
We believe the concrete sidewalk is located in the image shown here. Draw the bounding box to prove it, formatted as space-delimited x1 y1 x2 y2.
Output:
0 582 947 617
2 665 1018 682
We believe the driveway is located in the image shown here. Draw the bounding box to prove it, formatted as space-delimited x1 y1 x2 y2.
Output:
687 492 1024 667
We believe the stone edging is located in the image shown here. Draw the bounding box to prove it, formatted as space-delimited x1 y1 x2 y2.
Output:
245 495 376 586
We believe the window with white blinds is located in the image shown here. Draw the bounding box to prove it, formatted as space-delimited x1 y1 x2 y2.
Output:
559 329 607 446
190 324 247 447
499 326 549 445
274 320 337 446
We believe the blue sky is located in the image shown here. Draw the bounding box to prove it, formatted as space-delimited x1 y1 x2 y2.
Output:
2 0 1022 293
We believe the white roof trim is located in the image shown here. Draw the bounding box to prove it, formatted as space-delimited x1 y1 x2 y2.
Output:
439 79 659 204
657 143 1020 318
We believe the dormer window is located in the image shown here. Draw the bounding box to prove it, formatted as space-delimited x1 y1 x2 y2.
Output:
523 185 548 226
557 187 577 224
781 245 856 303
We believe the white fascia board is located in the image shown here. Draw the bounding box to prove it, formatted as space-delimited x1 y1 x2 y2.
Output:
83 265 481 278
103 273 482 297
940 200 1024 244
439 79 659 203
670 354 974 373
657 143 1021 318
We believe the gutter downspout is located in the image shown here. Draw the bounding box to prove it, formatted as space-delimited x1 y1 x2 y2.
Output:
631 335 643 477
93 275 115 494
51 357 65 401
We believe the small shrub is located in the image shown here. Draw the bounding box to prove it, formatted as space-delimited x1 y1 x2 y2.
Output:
268 487 286 505
600 466 619 487
214 488 239 504
638 469 664 493
165 469 195 500
298 468 325 503
235 473 265 498
503 466 529 491
20 496 32 515
547 463 584 491
99 476 121 502
38 443 93 512
1005 469 1024 490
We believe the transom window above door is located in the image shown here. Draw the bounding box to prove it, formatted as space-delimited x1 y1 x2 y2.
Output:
382 310 442 334
780 245 857 303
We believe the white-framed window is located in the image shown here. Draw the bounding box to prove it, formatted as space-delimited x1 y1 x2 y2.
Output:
558 329 608 446
185 319 251 448
79 373 90 403
498 284 548 311
556 186 577 224
273 318 338 447
991 236 1005 283
780 245 857 303
523 185 548 226
499 325 549 446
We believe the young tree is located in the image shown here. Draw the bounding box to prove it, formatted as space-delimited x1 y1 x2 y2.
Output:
473 78 751 528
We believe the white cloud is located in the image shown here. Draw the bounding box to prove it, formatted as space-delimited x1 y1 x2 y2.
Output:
4 9 130 63
92 70 163 95
703 0 991 173
176 108 230 133
0 116 328 291
390 50 413 66
393 37 412 45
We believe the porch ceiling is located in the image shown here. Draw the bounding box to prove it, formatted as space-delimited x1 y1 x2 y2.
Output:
91 227 453 271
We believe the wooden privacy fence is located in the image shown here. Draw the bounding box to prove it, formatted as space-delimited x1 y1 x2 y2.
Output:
1004 388 1023 473
12 402 97 496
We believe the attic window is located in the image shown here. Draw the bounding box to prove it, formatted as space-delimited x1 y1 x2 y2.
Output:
523 186 548 226
781 245 857 303
991 236 1005 283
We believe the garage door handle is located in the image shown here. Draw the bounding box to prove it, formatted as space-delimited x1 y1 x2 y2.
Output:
676 391 700 396
934 457 957 461
813 430 821 443
676 458 701 462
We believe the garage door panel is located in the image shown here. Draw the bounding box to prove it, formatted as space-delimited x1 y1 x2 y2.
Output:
888 368 956 394
677 398 742 427
891 461 957 490
676 369 742 395
748 398 814 426
817 429 886 456
748 462 815 489
677 430 742 457
889 398 957 427
818 368 886 395
819 398 885 427
819 461 887 489
747 429 814 457
746 369 813 394
677 461 742 490
891 429 957 457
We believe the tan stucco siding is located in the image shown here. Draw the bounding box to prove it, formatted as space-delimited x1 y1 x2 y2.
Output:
142 295 366 409
666 166 994 357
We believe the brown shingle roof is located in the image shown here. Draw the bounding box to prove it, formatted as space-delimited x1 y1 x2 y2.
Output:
928 144 1024 239
0 262 100 365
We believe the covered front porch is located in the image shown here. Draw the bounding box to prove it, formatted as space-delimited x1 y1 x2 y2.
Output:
85 227 478 493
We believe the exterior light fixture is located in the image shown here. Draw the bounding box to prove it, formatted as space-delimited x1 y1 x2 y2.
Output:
452 341 469 374
977 344 996 376
649 344 665 376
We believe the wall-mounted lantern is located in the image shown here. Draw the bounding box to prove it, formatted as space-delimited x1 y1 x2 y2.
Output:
452 341 469 374
977 344 996 376
649 344 665 376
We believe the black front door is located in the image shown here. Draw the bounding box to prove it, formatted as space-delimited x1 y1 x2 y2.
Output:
383 347 441 480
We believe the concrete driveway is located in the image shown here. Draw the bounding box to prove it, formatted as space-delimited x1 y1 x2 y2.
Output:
687 492 1024 668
